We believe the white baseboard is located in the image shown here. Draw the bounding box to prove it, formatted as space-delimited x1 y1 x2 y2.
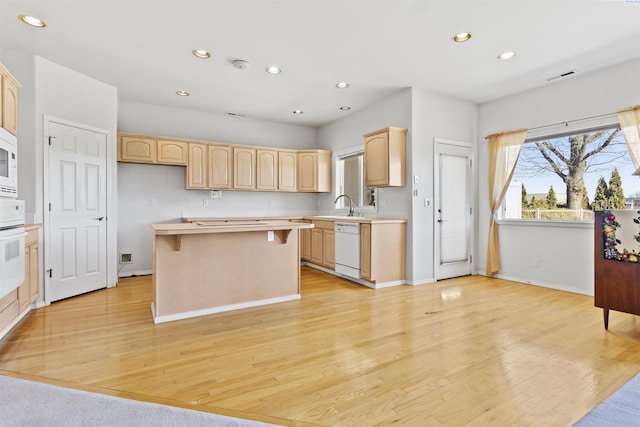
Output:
0 306 31 340
404 277 436 286
481 272 593 296
152 294 301 324
302 262 406 289
118 269 152 278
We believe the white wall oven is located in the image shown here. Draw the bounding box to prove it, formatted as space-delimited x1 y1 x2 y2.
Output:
0 126 18 199
0 199 25 299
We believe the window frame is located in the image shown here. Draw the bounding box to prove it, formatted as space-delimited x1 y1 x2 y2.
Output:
497 113 622 225
333 145 377 216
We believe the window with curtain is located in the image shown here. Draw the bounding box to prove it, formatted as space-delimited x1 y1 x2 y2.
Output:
502 124 639 221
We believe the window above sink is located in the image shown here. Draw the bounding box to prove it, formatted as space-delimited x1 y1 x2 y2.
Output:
334 146 377 216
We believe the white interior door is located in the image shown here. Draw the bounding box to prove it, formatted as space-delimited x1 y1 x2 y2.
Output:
47 121 107 302
434 139 473 280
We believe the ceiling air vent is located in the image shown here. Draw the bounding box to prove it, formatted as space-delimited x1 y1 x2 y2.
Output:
546 70 577 82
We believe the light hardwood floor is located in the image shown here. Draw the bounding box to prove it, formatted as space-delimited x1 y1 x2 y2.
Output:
2 267 640 426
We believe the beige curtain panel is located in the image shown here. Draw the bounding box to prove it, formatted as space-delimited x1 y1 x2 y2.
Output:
486 129 528 275
617 106 640 175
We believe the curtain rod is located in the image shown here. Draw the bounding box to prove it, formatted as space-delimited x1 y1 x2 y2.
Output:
484 108 634 140
527 111 618 132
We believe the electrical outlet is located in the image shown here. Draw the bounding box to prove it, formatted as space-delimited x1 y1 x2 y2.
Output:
210 190 222 199
267 231 274 242
150 199 157 206
532 257 540 268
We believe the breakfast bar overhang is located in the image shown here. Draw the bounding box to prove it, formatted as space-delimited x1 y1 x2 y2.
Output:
150 221 314 323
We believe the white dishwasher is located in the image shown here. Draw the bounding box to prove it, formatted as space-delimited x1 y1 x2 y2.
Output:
334 222 360 278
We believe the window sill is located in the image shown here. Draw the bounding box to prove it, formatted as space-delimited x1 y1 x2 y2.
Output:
497 219 593 229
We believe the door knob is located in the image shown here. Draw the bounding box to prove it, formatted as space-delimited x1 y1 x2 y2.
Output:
93 216 105 221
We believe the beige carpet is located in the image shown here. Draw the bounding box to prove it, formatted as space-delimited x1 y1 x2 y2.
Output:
0 375 279 427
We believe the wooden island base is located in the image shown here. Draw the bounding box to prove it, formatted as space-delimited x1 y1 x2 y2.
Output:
151 222 313 323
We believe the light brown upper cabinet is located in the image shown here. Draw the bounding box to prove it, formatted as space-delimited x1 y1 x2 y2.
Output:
119 134 188 166
234 147 256 190
119 136 157 163
157 139 188 165
297 150 331 193
364 127 407 187
278 151 297 192
186 143 207 189
116 131 332 193
208 145 232 189
0 63 20 136
256 149 278 191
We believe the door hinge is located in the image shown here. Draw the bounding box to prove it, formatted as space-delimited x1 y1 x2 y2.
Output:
49 203 52 212
48 136 55 145
469 255 472 263
470 207 473 215
469 159 472 168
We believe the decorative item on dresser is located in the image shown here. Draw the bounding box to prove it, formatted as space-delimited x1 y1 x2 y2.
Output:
594 210 640 329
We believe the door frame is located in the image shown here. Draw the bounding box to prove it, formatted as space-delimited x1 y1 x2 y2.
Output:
43 115 117 305
433 137 475 280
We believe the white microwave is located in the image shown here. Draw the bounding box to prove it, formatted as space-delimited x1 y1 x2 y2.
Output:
0 127 18 198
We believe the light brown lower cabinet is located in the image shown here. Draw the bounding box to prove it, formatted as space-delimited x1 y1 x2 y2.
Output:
300 227 312 261
1 226 40 334
323 230 335 269
360 222 406 283
309 220 335 269
0 289 19 333
305 219 405 283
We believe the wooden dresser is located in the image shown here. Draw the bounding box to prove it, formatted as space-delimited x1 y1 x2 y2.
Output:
594 211 640 329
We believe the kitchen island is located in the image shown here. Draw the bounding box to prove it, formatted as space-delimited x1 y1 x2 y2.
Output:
150 220 313 323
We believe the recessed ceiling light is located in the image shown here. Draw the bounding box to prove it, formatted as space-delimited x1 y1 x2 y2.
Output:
176 90 190 96
497 51 516 60
293 110 304 115
18 15 46 28
336 82 349 89
192 49 211 59
340 106 351 111
266 66 281 74
452 32 471 42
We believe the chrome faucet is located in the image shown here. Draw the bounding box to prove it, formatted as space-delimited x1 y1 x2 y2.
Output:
334 194 354 216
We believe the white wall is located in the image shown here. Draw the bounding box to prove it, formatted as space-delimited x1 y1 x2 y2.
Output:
410 88 478 284
0 50 36 216
117 101 319 276
0 51 119 296
317 89 413 275
477 58 640 295
317 88 478 284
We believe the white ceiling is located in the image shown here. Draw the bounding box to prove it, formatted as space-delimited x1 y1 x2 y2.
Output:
2 0 640 127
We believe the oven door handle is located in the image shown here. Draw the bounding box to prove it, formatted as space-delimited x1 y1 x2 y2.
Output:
0 231 27 241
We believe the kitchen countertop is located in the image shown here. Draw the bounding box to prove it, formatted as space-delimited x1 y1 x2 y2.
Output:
152 220 313 235
181 216 407 225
